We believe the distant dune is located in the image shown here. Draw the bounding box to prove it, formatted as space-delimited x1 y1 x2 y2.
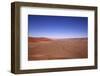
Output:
28 37 88 60
28 37 53 43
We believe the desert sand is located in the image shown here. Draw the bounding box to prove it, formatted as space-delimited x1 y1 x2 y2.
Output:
28 37 88 60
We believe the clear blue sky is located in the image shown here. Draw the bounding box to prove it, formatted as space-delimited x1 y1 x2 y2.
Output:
28 15 88 39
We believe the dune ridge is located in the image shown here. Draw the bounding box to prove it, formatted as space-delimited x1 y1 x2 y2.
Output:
28 37 53 43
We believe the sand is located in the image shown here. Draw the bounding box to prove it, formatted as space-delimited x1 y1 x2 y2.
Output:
28 38 88 60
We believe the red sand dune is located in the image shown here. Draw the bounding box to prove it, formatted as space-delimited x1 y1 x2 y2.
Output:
28 37 53 43
28 37 88 60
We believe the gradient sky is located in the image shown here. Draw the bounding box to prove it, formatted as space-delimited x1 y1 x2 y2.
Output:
28 15 88 39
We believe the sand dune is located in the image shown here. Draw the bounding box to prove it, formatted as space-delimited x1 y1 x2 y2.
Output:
28 37 53 43
28 37 88 60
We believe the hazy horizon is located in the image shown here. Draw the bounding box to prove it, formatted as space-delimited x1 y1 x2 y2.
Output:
28 15 88 39
29 36 88 39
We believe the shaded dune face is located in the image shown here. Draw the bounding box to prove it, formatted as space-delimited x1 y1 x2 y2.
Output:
28 37 88 60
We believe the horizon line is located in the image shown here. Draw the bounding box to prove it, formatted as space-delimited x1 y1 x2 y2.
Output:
28 36 88 39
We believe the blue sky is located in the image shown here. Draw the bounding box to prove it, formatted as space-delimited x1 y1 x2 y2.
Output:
28 15 88 39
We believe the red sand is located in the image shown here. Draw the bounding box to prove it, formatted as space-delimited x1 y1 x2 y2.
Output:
28 37 88 60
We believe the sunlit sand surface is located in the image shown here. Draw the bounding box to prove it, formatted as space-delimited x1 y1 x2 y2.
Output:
28 37 88 60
